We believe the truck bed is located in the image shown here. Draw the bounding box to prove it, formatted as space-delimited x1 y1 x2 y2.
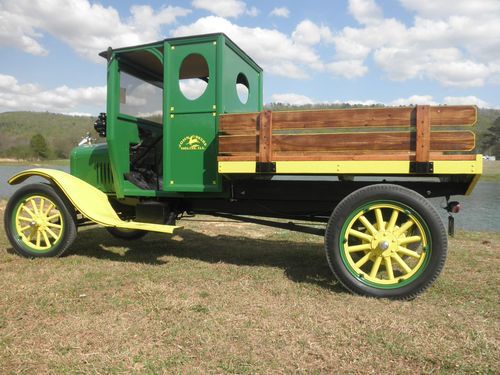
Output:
217 105 482 193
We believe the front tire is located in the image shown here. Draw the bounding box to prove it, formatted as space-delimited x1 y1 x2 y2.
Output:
325 184 447 300
106 227 148 240
4 183 77 258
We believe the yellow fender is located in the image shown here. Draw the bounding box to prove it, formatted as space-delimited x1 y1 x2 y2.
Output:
8 168 181 235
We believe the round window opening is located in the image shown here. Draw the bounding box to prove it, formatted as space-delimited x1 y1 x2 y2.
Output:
179 54 209 101
236 73 249 104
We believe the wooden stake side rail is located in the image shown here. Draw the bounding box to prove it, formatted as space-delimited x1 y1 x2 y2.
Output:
218 105 477 164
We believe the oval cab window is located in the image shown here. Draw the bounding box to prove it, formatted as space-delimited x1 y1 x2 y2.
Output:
236 73 249 104
179 54 209 101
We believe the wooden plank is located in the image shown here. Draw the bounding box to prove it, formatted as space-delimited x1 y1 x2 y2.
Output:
430 106 476 126
259 110 272 163
272 107 414 130
219 112 259 135
219 135 258 153
416 105 431 162
272 131 475 152
218 152 477 162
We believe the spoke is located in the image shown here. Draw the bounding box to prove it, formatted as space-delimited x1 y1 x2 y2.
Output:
392 253 412 274
18 216 34 222
36 230 41 248
359 215 378 235
375 208 385 231
395 220 414 237
27 228 36 241
45 227 59 240
21 206 36 219
46 222 62 229
347 243 372 253
355 252 371 268
384 257 394 280
41 229 51 247
39 198 45 215
44 202 54 216
399 235 422 245
31 199 39 215
19 225 32 231
397 246 421 258
370 256 382 278
387 209 399 231
348 229 373 242
47 213 61 221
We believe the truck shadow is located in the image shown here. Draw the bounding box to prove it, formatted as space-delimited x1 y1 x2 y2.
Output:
65 227 345 293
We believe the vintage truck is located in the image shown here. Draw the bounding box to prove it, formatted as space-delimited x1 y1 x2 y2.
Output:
4 33 482 299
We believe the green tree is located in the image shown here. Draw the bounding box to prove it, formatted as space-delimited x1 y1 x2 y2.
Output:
481 116 500 157
30 133 50 159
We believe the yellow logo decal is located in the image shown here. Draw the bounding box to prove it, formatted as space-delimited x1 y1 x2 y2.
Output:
179 135 207 151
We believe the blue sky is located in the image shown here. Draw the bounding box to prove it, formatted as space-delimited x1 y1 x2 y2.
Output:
0 0 499 115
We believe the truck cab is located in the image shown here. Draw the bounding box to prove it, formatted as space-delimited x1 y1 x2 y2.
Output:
71 33 262 198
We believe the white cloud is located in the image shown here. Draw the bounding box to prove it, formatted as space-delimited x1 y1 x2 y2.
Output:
390 95 438 106
348 0 383 25
328 0 500 86
327 60 368 79
269 7 290 18
292 20 334 45
0 74 106 113
0 0 191 62
192 0 257 18
443 96 490 108
172 16 323 79
270 93 314 105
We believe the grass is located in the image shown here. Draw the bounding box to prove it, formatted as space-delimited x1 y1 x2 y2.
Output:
0 204 499 373
482 160 500 181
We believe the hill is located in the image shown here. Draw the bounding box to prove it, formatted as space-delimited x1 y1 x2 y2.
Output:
0 112 96 159
0 107 499 159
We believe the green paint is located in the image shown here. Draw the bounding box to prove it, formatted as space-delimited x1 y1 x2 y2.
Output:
71 33 262 196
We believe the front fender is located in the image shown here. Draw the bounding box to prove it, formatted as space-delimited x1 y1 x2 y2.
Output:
8 168 180 234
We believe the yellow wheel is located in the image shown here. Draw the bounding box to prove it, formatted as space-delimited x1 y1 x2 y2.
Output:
325 184 447 300
4 184 77 257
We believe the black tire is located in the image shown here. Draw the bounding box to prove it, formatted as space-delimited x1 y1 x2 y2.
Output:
4 183 77 258
325 184 447 300
106 227 148 240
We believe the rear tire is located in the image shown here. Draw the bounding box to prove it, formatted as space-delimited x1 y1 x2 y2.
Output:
4 183 77 258
325 184 447 300
106 227 148 240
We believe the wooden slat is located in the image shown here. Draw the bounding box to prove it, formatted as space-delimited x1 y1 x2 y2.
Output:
272 108 415 130
219 112 259 135
430 106 476 126
258 110 272 163
218 152 477 162
273 131 475 152
416 105 431 162
219 135 258 153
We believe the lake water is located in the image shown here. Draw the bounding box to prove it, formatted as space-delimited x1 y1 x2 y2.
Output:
1 165 499 232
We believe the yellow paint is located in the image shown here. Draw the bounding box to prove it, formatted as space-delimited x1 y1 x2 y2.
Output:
219 156 482 176
8 169 181 235
433 154 483 174
14 195 64 251
218 161 256 173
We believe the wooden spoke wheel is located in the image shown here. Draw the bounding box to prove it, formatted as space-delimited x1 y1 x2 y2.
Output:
4 184 77 258
325 184 447 300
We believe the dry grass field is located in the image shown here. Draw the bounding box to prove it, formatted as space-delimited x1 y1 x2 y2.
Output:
0 202 498 374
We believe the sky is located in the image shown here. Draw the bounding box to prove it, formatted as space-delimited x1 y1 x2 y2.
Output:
0 0 499 116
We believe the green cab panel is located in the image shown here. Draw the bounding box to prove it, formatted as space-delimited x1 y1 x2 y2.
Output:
70 143 115 193
164 113 219 192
